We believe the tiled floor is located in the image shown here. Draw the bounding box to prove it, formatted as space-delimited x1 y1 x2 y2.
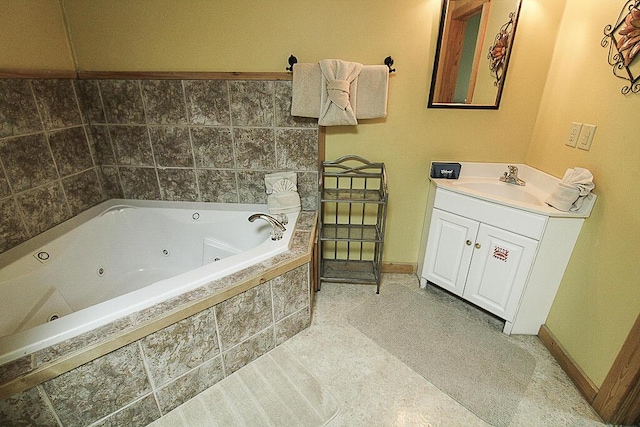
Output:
153 274 604 426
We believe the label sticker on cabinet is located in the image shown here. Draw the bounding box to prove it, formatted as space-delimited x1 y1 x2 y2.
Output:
493 246 509 262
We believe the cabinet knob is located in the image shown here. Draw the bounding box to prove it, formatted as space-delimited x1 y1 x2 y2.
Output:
466 240 472 246
475 243 481 249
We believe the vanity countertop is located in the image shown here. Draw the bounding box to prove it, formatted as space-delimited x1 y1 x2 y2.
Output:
430 162 596 218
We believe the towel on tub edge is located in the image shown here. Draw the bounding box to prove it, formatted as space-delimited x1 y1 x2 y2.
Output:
291 61 389 124
545 167 595 211
264 171 301 214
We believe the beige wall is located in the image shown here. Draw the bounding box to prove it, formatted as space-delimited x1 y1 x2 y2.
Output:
525 0 640 387
4 0 637 390
0 0 74 70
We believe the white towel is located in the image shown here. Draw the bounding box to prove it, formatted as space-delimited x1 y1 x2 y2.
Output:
291 61 389 123
319 59 363 126
354 65 389 119
265 171 301 214
291 63 323 118
546 167 595 211
267 192 301 214
265 171 297 194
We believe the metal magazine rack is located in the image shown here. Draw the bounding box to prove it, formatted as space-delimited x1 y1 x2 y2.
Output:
318 156 388 293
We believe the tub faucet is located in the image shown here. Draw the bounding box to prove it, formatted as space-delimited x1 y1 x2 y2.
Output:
248 213 287 240
500 165 526 186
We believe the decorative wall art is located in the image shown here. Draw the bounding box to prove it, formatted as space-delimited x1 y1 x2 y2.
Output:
488 11 518 87
602 0 640 94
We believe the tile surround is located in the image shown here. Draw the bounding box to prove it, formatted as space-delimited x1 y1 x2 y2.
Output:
0 77 319 255
0 261 312 427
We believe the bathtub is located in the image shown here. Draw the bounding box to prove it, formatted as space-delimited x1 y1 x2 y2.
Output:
0 199 298 366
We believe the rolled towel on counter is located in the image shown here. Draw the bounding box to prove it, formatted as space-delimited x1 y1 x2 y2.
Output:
545 167 595 211
546 182 581 211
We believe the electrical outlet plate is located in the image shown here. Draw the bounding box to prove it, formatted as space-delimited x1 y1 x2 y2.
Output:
577 124 596 151
566 122 582 147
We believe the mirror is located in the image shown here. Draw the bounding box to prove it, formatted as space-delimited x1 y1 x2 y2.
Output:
428 0 522 109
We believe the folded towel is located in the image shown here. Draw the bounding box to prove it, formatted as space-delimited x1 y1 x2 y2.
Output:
546 182 581 211
267 192 301 214
545 167 595 211
354 65 389 119
265 171 297 194
562 167 595 196
291 61 389 123
319 59 363 126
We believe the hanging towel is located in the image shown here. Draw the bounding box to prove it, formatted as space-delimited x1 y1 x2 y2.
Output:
291 63 323 118
291 62 389 122
354 65 389 119
319 59 363 126
545 167 595 211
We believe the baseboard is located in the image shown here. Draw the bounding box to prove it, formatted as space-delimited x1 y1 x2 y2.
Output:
538 324 599 403
381 263 416 274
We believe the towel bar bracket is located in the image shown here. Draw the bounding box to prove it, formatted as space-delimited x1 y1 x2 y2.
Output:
286 54 298 72
286 55 396 73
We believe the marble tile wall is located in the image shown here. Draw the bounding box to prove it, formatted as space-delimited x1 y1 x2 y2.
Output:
78 78 319 211
0 79 106 254
0 78 319 255
0 263 311 426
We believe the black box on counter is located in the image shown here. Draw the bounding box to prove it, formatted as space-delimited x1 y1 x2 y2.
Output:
430 162 462 179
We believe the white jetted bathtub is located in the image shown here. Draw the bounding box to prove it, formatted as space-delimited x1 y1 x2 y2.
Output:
0 199 297 365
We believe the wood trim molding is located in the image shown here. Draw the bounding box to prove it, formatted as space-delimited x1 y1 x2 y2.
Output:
0 69 293 81
381 262 417 274
592 313 640 424
76 71 292 81
538 324 599 403
0 69 78 79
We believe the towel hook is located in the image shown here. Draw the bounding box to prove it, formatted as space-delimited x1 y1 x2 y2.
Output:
286 54 298 72
384 56 396 73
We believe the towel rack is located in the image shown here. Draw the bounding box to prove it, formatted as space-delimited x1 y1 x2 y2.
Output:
286 54 396 73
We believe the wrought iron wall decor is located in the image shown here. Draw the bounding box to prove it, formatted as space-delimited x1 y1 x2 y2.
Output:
488 11 517 87
602 0 640 94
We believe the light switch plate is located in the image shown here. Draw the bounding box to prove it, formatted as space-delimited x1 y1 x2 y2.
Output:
577 124 596 151
566 122 582 147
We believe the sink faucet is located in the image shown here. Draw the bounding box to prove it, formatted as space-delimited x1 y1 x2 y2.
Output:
499 165 526 186
248 213 287 240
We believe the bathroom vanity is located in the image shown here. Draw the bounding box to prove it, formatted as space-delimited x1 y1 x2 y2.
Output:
417 162 596 335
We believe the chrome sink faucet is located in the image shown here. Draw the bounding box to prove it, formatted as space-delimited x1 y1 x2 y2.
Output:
500 165 526 186
248 213 287 240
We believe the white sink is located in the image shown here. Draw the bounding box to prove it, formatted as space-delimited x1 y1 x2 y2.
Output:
429 162 596 218
451 181 545 206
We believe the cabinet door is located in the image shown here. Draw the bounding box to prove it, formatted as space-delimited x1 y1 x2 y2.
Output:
462 224 538 321
421 209 479 296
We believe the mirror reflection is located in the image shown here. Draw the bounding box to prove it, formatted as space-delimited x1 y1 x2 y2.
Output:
428 0 522 109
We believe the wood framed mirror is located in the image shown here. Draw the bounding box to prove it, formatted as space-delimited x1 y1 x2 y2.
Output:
428 0 522 109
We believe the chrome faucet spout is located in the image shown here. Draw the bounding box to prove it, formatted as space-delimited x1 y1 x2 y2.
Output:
248 213 287 240
499 165 526 186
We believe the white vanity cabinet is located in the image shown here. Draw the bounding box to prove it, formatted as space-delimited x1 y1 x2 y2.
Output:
418 177 590 335
423 208 538 322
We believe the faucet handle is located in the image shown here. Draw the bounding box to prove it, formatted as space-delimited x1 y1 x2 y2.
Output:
507 165 518 174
